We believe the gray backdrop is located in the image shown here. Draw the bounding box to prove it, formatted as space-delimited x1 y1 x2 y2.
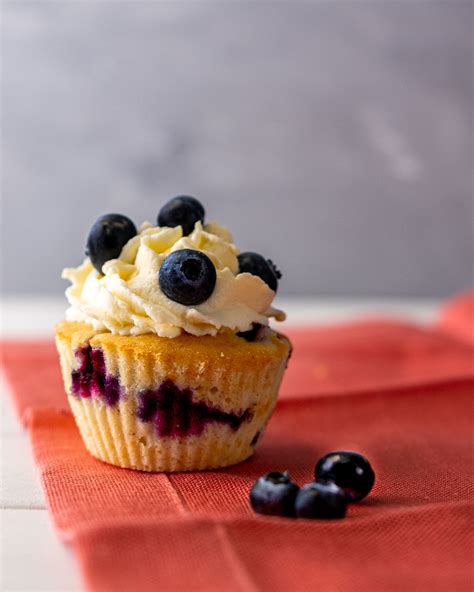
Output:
2 1 472 297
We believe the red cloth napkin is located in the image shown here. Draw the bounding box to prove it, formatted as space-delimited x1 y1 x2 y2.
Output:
2 295 473 592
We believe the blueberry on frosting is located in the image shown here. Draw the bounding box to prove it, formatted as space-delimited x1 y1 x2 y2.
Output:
158 196 205 236
237 252 281 292
159 249 217 306
86 214 137 273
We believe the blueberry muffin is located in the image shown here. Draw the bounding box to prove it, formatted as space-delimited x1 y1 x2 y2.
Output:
55 196 290 471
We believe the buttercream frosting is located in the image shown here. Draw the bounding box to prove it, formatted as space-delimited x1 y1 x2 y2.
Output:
63 221 285 338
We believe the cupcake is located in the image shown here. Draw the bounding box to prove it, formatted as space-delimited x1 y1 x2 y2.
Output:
55 196 291 471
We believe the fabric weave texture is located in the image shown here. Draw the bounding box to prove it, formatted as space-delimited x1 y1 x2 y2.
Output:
1 294 473 592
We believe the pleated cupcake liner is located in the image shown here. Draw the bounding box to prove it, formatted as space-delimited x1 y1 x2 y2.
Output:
68 395 269 471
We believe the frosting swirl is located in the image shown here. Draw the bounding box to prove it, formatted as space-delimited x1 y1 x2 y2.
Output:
63 221 285 338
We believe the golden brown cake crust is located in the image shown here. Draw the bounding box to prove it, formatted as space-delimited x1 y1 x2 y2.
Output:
55 320 290 359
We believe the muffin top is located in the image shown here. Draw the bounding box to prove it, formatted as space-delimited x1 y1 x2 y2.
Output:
63 196 285 338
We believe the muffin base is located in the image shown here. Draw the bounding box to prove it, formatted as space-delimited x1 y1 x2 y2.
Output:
56 321 291 471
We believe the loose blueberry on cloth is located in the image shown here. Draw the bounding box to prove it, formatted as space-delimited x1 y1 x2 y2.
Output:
249 451 374 519
315 451 376 502
295 482 347 519
249 471 300 517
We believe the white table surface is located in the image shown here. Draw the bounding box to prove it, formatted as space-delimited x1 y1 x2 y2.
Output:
0 296 441 592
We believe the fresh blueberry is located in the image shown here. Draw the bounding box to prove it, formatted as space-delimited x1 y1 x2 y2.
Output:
315 451 375 502
237 252 281 292
237 323 264 342
249 471 299 517
158 196 205 236
159 249 216 306
295 481 347 519
86 214 136 273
